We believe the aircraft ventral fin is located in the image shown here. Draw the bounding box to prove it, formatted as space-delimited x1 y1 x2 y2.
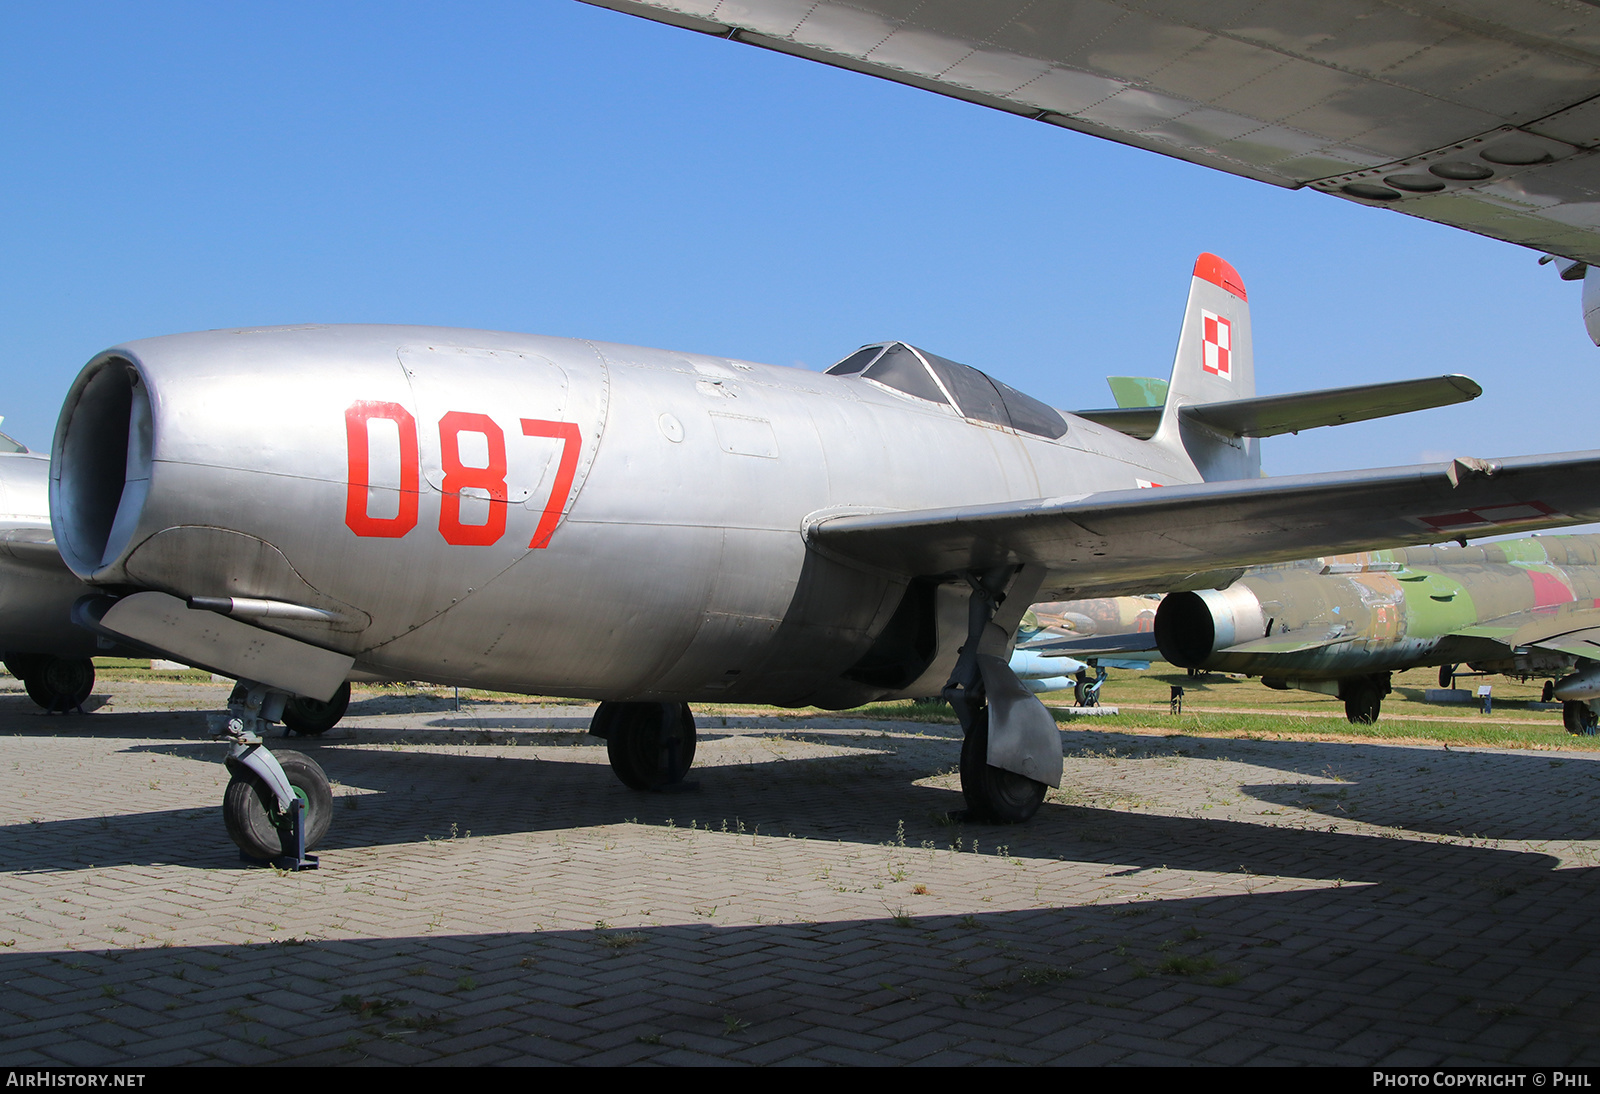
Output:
808 451 1600 599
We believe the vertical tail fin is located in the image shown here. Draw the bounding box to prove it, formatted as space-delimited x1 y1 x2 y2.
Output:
1149 254 1259 481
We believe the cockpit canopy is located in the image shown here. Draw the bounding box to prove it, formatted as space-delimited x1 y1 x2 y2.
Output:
826 342 1067 440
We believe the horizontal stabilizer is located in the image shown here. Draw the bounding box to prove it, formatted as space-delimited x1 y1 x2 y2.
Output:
808 450 1600 600
1076 375 1480 441
1183 374 1481 439
1073 406 1162 440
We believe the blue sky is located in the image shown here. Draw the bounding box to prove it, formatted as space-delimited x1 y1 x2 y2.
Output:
2 1 1595 479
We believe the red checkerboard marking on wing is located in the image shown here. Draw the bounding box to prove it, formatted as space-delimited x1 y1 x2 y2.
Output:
1418 501 1561 530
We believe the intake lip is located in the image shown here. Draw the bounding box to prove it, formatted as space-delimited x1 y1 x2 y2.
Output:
51 352 154 580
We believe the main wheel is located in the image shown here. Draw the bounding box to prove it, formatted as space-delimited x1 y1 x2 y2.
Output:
283 681 351 736
1439 664 1456 689
958 710 1047 824
223 749 333 860
604 702 696 790
1342 676 1384 725
22 657 94 712
1563 700 1598 735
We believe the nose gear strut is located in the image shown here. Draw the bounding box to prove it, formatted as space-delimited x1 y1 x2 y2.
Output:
215 681 327 870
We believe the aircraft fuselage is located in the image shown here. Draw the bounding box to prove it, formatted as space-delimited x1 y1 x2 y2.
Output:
52 325 1201 708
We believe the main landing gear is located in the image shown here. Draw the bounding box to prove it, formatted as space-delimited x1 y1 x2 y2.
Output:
958 709 1046 824
1339 673 1391 725
282 681 352 736
4 654 95 713
1563 700 1599 735
590 701 698 791
945 568 1057 825
216 681 330 869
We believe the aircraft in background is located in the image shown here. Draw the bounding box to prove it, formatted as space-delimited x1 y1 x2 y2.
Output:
585 1 1600 345
1033 534 1600 731
0 423 110 710
48 254 1600 865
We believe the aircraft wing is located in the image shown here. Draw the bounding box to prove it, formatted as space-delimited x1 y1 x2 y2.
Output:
586 1 1600 264
1453 604 1600 661
1018 630 1159 657
809 451 1600 599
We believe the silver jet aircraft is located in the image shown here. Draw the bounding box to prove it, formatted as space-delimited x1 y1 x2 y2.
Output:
0 426 113 710
46 255 1600 863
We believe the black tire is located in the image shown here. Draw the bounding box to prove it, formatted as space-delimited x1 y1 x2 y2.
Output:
604 702 696 790
282 681 351 736
1341 675 1386 725
223 749 333 860
1439 664 1456 689
1563 701 1597 735
1343 688 1381 725
958 710 1047 824
1543 680 1556 704
23 657 94 712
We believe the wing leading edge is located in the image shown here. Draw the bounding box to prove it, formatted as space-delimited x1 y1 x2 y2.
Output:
808 452 1600 599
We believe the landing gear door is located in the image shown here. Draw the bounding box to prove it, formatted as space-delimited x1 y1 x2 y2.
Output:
397 343 608 558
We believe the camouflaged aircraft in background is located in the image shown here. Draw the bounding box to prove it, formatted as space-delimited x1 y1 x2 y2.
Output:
1031 535 1600 731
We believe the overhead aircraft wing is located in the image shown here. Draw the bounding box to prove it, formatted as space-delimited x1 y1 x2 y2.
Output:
809 451 1600 599
586 1 1600 264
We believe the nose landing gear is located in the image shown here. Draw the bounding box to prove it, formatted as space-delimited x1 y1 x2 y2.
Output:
216 682 329 869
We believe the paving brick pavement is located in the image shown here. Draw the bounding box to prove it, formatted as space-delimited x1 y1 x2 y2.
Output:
3 678 1600 1064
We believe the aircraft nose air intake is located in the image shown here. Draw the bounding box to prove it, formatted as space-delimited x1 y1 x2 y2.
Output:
51 354 153 579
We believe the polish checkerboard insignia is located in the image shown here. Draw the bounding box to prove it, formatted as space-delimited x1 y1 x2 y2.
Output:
1201 310 1231 379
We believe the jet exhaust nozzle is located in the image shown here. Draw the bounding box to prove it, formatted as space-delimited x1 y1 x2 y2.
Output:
1154 585 1266 668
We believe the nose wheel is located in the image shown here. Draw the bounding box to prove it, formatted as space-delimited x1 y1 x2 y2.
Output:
223 747 332 862
215 681 331 868
591 701 697 790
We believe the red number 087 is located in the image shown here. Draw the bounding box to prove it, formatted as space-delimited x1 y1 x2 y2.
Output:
343 401 580 549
